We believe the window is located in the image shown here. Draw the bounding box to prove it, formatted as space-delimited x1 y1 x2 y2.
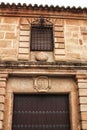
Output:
30 20 54 51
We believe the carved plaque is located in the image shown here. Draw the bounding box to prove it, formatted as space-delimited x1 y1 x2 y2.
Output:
34 76 51 92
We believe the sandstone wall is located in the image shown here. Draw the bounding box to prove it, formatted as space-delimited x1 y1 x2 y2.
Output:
0 16 87 62
0 9 87 130
0 17 19 61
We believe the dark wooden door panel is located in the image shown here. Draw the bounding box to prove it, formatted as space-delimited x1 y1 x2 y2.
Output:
12 94 70 130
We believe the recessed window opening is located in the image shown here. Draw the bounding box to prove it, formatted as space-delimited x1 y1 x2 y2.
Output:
30 17 54 51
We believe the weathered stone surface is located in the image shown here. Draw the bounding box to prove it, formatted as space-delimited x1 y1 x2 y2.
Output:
81 112 87 120
0 32 4 39
0 25 15 31
20 30 30 36
79 89 87 96
20 36 29 42
54 37 64 43
0 96 5 103
0 40 12 48
19 42 29 48
80 97 87 103
3 17 18 24
0 121 3 129
55 49 65 55
0 112 4 120
80 105 87 111
0 104 4 111
19 48 29 54
82 121 87 129
0 88 5 95
18 54 29 60
5 33 16 39
0 49 17 56
0 6 87 130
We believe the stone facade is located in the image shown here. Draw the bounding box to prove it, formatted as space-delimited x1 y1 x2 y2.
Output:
0 3 87 130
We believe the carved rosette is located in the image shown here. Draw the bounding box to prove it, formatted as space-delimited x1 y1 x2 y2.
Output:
33 76 51 92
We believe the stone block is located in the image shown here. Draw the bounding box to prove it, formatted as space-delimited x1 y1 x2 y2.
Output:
72 32 78 38
0 121 3 129
66 19 80 25
0 104 4 111
80 105 87 112
82 21 87 25
0 74 8 78
3 17 18 24
20 24 30 30
81 112 87 120
20 30 30 36
83 34 87 41
0 32 4 39
66 53 80 60
0 112 4 120
0 40 12 48
19 48 29 54
0 78 6 81
0 88 5 95
78 83 87 88
65 31 72 38
54 37 64 43
0 49 17 56
54 26 64 31
5 33 16 39
54 49 65 55
0 82 6 87
19 42 29 48
79 89 87 96
0 25 15 31
78 79 87 83
54 55 66 61
82 121 87 129
80 26 87 33
0 96 5 103
1 56 17 62
80 97 87 103
20 36 29 42
55 43 65 49
66 38 79 45
54 31 64 37
18 54 29 60
66 25 79 32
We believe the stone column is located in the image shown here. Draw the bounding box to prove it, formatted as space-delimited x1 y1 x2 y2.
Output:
0 73 8 130
76 74 87 130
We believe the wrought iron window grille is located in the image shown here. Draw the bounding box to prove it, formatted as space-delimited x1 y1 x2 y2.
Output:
30 16 54 51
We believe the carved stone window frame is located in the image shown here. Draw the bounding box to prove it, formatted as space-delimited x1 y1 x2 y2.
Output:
30 16 54 52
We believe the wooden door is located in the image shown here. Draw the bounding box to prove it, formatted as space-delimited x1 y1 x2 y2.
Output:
12 94 70 130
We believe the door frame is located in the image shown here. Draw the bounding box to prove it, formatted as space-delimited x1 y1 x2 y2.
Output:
4 75 80 130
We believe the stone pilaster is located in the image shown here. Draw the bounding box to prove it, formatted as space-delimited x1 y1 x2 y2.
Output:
76 75 87 130
0 73 8 130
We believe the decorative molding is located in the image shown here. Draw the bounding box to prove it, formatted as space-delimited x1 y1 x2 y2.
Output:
33 76 51 92
35 52 48 61
31 16 53 26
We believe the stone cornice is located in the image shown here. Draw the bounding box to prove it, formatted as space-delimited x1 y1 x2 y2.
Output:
0 61 87 70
